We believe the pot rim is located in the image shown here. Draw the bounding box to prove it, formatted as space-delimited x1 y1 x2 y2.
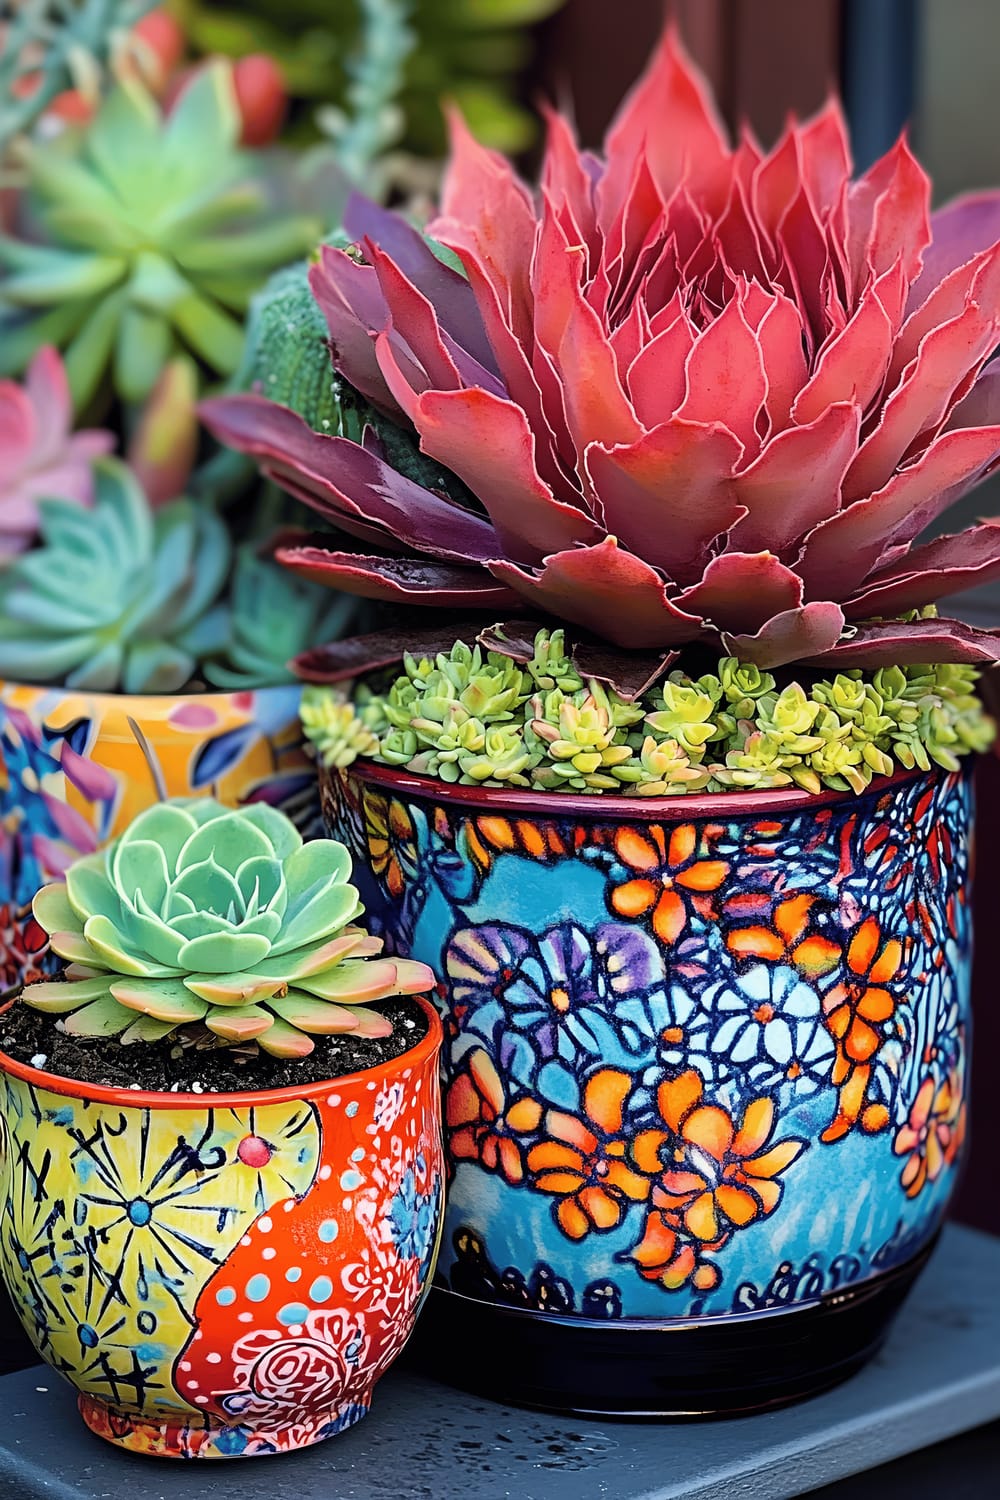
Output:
327 757 936 822
0 993 442 1110
0 676 301 708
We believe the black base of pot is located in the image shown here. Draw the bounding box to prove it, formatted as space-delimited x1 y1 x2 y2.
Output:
404 1237 937 1418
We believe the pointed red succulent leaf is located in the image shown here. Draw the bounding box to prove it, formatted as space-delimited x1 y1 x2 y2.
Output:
721 602 847 669
908 189 1000 313
844 301 1000 501
584 422 743 583
729 403 860 555
798 425 1000 597
675 552 805 633
489 538 706 650
411 387 602 561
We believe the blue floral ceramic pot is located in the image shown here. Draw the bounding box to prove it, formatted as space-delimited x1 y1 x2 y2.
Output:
320 762 972 1415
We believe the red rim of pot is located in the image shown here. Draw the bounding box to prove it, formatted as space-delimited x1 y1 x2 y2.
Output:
328 757 933 822
0 992 442 1111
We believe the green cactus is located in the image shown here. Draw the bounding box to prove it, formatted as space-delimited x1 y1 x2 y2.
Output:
0 64 321 411
237 258 375 437
0 458 229 693
204 548 368 690
27 798 433 1057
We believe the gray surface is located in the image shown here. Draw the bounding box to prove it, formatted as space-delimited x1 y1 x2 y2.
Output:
0 1224 998 1500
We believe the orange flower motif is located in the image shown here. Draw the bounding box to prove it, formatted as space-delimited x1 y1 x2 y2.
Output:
894 1071 964 1198
628 1207 724 1293
725 892 841 978
446 1049 542 1185
821 916 902 1143
630 1071 807 1243
527 1070 651 1240
610 824 729 945
364 791 416 898
464 816 580 877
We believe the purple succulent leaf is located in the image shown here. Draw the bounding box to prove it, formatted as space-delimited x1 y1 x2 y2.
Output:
804 615 1000 667
907 190 1000 314
294 622 491 683
279 547 523 608
343 192 499 373
200 395 501 564
844 521 1000 616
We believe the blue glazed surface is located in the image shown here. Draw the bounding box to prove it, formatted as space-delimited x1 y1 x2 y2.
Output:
322 766 972 1322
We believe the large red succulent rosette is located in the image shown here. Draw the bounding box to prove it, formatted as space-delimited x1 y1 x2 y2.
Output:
205 26 1000 673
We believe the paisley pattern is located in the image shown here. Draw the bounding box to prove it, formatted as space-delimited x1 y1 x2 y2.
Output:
0 1014 443 1459
0 681 311 989
322 766 972 1321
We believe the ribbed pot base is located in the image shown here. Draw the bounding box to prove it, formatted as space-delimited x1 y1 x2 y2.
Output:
405 1238 937 1419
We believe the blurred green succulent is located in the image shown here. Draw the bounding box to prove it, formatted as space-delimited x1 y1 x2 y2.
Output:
0 0 156 150
302 628 995 796
172 0 564 158
27 797 433 1057
301 686 381 767
203 547 369 690
0 457 229 693
0 63 321 411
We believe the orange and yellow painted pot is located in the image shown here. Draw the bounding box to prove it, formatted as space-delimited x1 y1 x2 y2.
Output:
0 997 444 1458
0 680 310 989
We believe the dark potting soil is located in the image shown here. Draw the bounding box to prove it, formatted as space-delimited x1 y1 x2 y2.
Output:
0 994 428 1094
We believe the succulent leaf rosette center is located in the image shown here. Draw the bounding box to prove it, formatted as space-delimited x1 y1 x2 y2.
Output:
204 24 1000 674
27 799 433 1058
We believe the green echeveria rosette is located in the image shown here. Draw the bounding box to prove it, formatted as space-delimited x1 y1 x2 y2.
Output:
27 798 434 1058
0 64 321 412
203 547 369 690
0 457 229 694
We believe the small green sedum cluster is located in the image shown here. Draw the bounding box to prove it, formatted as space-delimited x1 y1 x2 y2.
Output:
303 629 995 797
27 799 433 1058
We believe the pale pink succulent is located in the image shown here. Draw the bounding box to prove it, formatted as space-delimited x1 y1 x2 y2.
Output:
0 347 113 562
204 27 1000 669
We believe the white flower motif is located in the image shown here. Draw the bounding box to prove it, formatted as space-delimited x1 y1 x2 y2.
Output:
658 982 715 1081
710 965 833 1093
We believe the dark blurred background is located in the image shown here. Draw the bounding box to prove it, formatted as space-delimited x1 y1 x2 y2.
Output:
532 0 1000 1241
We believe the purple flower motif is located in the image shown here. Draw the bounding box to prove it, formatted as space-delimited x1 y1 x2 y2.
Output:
447 920 670 1106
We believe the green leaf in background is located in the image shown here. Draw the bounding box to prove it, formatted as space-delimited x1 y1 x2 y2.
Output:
0 63 322 413
170 0 566 156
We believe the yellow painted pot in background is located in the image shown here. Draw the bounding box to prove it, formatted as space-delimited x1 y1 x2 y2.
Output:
0 680 310 988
